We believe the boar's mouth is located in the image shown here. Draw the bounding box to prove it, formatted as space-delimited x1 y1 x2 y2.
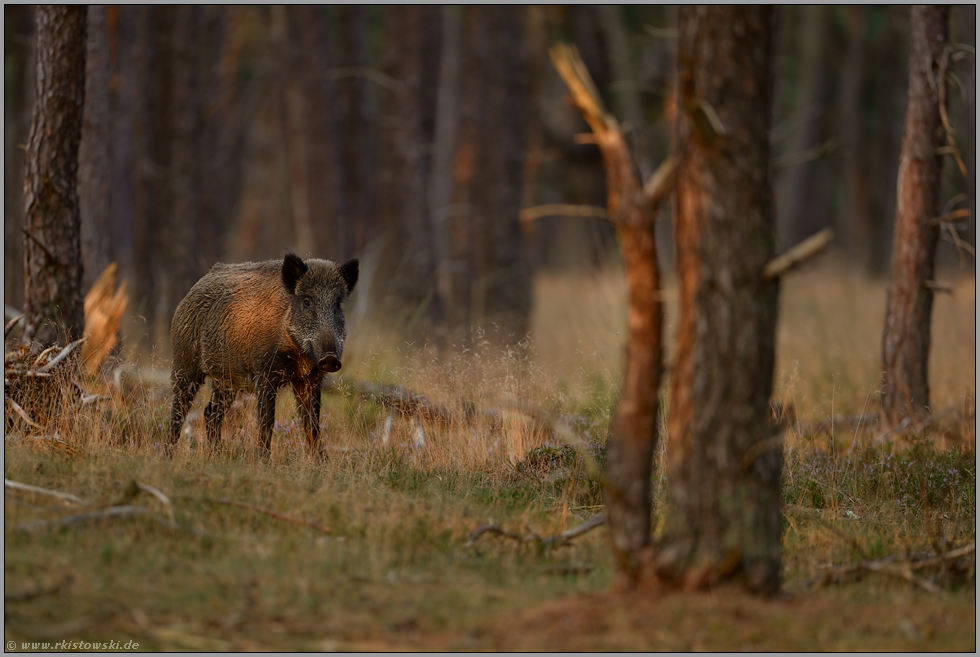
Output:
319 353 342 373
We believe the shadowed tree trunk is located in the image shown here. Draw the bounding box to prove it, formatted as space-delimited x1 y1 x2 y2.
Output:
336 5 378 259
376 5 443 329
880 5 950 430
550 44 674 585
22 5 87 346
79 5 112 292
775 5 831 252
4 4 35 313
838 6 879 275
655 6 782 595
451 6 534 342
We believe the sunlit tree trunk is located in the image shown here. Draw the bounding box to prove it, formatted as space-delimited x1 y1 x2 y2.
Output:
656 5 782 595
880 5 949 430
22 5 87 346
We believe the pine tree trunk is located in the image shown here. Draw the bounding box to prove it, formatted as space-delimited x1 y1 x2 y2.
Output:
22 5 87 346
79 5 113 292
880 5 949 430
655 6 782 595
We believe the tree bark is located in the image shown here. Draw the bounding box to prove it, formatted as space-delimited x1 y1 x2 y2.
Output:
79 5 113 292
5 5 35 313
880 5 949 430
656 6 782 595
22 5 87 346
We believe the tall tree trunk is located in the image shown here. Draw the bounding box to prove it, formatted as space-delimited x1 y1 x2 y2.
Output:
22 5 87 346
880 5 949 430
656 6 782 595
774 5 831 252
79 5 113 292
5 4 35 313
838 6 878 274
376 6 443 329
337 5 378 260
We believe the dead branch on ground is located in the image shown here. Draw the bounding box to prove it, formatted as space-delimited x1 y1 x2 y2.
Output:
465 513 607 551
4 478 89 507
806 543 975 594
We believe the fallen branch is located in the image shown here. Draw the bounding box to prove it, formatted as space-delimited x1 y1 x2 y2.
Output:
762 228 834 280
5 397 43 430
7 505 202 535
37 338 86 374
4 478 88 507
465 513 607 551
326 378 501 429
180 497 331 534
806 543 975 594
501 399 605 484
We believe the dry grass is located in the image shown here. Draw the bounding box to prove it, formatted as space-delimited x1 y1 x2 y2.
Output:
3 261 975 651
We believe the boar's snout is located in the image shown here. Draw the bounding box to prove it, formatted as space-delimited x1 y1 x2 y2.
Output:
320 354 342 372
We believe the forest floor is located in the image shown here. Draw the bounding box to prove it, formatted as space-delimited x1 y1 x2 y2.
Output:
4 263 976 651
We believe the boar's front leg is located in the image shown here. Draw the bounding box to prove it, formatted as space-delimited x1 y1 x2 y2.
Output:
255 378 277 458
295 377 324 459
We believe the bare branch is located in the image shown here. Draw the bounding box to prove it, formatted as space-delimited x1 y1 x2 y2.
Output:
5 314 23 339
37 337 86 374
519 204 612 225
640 156 678 207
762 228 834 280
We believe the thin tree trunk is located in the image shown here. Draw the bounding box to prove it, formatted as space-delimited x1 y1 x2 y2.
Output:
881 5 949 430
79 5 113 292
550 44 670 585
22 5 87 346
656 6 782 595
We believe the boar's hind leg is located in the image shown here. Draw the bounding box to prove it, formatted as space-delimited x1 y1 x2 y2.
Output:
168 372 203 455
295 379 324 458
256 379 277 458
204 385 235 451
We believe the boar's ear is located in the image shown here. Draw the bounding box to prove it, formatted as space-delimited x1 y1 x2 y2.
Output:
339 258 359 294
282 252 309 294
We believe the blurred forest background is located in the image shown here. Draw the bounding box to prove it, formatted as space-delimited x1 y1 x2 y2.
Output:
4 5 976 359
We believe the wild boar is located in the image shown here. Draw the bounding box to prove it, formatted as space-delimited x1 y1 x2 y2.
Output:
167 253 358 457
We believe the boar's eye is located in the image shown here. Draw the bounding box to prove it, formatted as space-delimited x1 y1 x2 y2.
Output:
302 297 312 309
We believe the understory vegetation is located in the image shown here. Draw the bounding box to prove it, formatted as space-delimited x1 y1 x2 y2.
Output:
4 264 975 651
